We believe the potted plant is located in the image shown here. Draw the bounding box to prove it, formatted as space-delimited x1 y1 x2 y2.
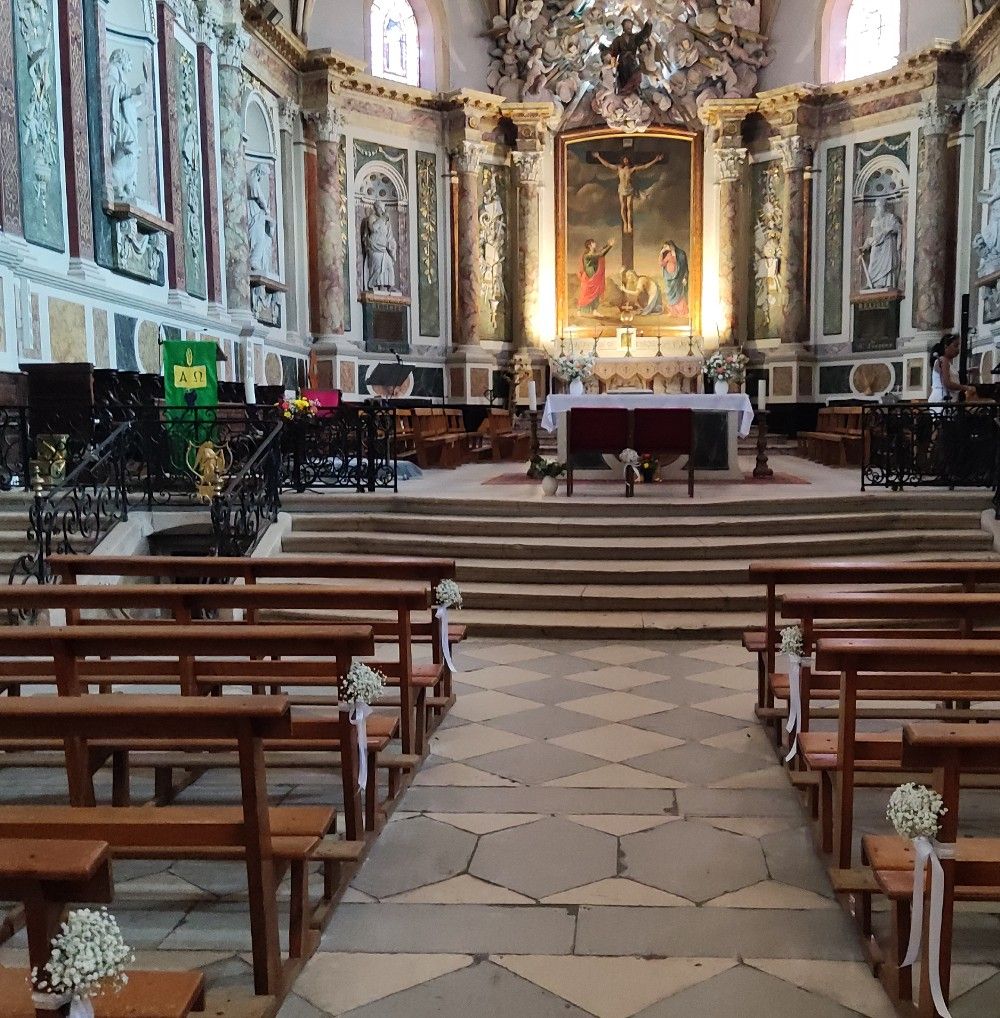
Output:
639 453 659 483
531 456 566 495
553 352 597 396
704 350 749 395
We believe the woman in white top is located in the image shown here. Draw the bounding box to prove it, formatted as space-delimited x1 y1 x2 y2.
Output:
929 334 976 408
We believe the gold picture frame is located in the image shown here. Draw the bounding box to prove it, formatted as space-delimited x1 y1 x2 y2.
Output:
556 126 703 339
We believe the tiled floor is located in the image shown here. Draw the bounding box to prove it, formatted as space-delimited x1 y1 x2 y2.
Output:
277 639 1000 1018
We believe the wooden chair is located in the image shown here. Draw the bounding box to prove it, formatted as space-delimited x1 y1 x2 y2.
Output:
632 407 695 498
0 695 315 996
566 407 630 496
0 838 206 1016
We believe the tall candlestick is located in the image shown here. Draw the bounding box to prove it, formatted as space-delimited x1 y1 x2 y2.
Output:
528 380 538 412
757 378 767 412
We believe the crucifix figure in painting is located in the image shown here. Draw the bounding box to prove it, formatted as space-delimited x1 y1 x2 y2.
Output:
594 151 663 237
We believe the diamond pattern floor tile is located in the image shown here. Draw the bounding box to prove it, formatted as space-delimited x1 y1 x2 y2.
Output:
573 645 666 666
567 814 678 836
470 740 606 784
450 690 539 722
458 665 548 689
430 723 531 762
630 706 748 741
560 692 672 722
550 723 684 762
384 875 534 905
466 644 555 665
540 878 691 907
629 742 756 785
681 645 756 667
545 764 685 789
425 813 542 835
564 665 668 691
485 705 607 740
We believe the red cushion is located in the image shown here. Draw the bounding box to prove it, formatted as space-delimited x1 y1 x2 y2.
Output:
303 389 341 417
568 408 630 454
632 408 693 453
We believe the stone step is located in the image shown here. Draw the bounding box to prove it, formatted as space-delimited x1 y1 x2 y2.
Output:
287 509 985 539
282 528 992 561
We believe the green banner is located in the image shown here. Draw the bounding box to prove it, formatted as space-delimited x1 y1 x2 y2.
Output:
162 341 219 475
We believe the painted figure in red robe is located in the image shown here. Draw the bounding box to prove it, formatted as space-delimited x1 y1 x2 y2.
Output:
578 238 615 314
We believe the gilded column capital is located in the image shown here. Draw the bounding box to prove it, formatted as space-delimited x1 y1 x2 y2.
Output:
511 150 543 188
452 141 483 176
776 135 812 174
308 108 345 145
919 99 963 136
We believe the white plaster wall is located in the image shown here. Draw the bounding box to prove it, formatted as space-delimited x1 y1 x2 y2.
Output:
308 0 366 57
760 0 968 91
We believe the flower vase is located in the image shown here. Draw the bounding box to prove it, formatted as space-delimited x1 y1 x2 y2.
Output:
569 378 585 396
541 475 560 496
713 380 729 396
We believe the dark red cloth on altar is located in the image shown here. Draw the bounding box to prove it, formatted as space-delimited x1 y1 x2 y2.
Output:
578 256 607 308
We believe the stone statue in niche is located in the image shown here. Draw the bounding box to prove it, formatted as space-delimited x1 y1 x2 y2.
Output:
107 48 147 203
361 200 398 293
247 162 275 276
479 168 508 331
974 149 1000 278
859 196 903 291
16 0 59 223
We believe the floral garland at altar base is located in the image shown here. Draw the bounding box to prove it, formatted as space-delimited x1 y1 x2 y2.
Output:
341 662 387 792
887 783 953 1018
779 625 810 762
434 580 463 675
31 907 134 1017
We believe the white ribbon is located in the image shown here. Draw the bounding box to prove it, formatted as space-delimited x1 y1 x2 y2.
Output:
783 653 812 763
31 994 94 1016
435 604 459 674
69 1000 95 1018
349 701 373 792
902 835 956 1018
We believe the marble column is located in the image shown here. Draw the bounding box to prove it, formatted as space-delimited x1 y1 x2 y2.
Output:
157 1 185 293
452 141 482 347
57 0 94 261
0 1 22 239
215 24 251 319
197 32 223 305
714 146 747 344
511 149 542 349
777 136 812 345
311 108 345 337
913 101 955 335
277 100 302 336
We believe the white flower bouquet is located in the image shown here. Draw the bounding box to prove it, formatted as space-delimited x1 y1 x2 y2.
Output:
779 625 804 658
553 352 596 382
618 448 640 468
32 908 134 1003
705 350 750 383
887 783 947 841
435 579 463 610
342 661 386 705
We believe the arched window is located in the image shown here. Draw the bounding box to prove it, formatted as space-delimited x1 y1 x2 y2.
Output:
370 0 420 86
842 0 901 80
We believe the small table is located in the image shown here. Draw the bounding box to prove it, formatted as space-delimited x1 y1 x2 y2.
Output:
541 393 756 481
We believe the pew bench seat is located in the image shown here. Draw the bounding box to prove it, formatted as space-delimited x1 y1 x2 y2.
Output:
0 967 206 1018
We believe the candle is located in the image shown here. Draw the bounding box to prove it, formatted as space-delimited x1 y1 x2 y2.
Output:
528 380 538 413
757 378 767 412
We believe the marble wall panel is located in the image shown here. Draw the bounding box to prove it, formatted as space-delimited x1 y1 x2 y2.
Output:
772 365 793 397
264 351 281 385
13 0 65 250
354 139 410 299
823 146 846 336
477 163 511 344
339 139 351 333
416 151 441 338
113 313 138 370
177 44 206 299
47 297 86 361
136 320 159 372
749 160 783 342
92 308 110 366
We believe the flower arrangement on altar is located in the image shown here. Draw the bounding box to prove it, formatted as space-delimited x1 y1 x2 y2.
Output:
887 783 947 841
277 396 320 420
704 350 750 384
32 907 134 1013
553 352 596 383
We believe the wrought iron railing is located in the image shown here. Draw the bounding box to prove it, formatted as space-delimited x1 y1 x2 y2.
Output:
9 421 131 588
862 403 1000 492
211 418 283 557
0 407 29 491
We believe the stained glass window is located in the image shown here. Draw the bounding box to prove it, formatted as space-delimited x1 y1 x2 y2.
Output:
371 0 420 86
843 0 900 80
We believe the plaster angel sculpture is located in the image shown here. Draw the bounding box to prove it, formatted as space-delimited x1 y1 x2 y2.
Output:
974 149 1000 278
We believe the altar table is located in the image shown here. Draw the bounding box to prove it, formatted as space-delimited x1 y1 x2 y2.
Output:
541 393 756 481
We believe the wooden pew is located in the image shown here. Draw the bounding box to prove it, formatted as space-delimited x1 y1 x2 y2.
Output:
412 408 464 468
796 406 865 467
0 695 316 996
0 838 205 1017
813 638 1000 870
0 582 431 758
0 625 373 843
481 409 531 462
747 560 1000 722
50 553 464 727
862 724 1000 1014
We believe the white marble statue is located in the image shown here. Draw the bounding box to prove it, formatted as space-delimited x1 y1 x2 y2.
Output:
107 48 147 203
975 149 1000 278
247 161 274 277
361 200 398 293
860 197 903 292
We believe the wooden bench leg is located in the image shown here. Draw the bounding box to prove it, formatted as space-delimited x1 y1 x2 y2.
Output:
154 766 174 805
111 750 130 807
365 750 379 832
819 771 834 856
288 861 308 959
415 688 428 755
880 897 912 1003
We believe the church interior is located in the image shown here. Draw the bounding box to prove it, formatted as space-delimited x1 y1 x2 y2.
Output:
7 0 1000 1016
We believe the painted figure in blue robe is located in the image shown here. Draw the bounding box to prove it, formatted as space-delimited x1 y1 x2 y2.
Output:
660 240 689 317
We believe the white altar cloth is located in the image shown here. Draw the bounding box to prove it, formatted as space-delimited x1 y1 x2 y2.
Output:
541 393 756 438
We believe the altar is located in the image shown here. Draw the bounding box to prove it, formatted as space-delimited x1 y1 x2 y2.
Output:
542 392 756 481
589 356 704 394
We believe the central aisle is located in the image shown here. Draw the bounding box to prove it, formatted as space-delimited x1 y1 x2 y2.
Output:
281 639 997 1018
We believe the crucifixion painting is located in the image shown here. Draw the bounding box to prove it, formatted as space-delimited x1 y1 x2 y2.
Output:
594 151 663 236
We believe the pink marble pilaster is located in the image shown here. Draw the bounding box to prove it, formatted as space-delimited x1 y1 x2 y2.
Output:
452 142 482 347
311 110 344 336
714 146 747 343
777 136 812 345
157 1 185 292
58 0 93 259
512 149 542 349
197 39 222 304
